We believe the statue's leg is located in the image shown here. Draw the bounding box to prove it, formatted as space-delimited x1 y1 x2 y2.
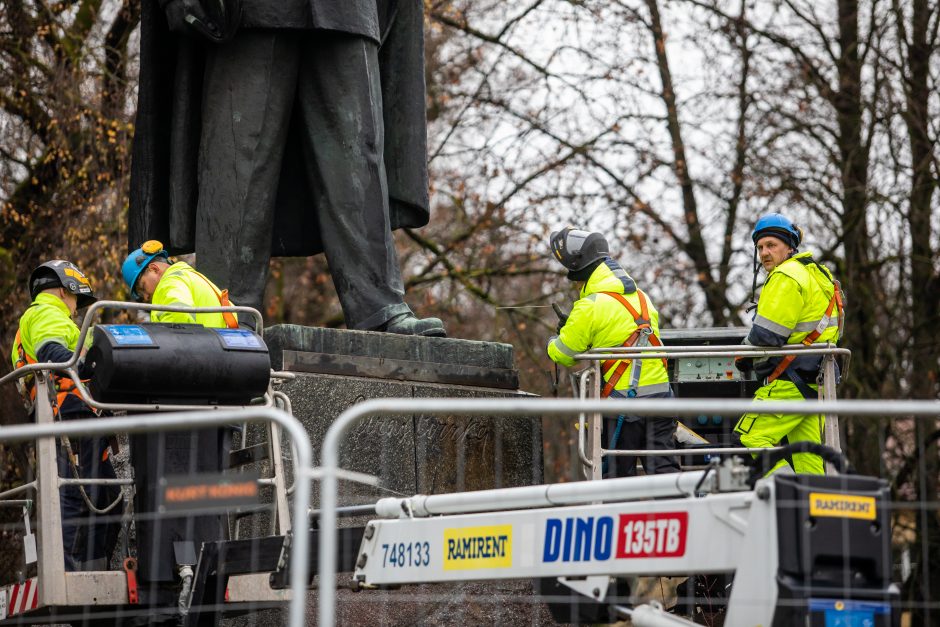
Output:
295 33 413 330
195 31 300 311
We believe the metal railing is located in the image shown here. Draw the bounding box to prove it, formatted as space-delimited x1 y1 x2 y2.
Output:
1 301 295 527
0 300 275 414
0 405 313 626
571 343 850 479
0 301 301 621
316 395 940 627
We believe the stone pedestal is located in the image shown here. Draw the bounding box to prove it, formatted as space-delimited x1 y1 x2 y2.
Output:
265 324 541 499
232 325 552 626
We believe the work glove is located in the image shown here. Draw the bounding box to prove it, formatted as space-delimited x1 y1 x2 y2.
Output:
77 356 95 380
552 302 570 334
736 335 759 376
734 356 754 375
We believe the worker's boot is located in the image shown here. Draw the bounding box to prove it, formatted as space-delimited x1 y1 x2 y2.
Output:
378 313 446 337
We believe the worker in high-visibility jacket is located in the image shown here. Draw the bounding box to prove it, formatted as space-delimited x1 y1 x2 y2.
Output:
122 241 236 552
121 240 243 329
735 214 844 475
546 227 679 477
11 261 120 571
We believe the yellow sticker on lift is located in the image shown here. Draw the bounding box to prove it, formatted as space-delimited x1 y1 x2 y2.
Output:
809 492 876 520
443 525 512 570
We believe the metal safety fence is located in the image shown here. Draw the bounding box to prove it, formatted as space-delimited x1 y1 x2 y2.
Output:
3 382 939 625
316 396 940 627
0 407 312 626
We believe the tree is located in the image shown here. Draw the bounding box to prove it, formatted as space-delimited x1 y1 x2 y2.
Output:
0 0 140 370
0 0 139 580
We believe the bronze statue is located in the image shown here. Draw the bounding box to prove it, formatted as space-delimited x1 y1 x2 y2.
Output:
129 0 445 336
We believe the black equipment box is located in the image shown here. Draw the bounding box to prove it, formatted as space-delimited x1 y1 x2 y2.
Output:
772 473 898 627
86 323 270 405
84 323 271 582
660 327 758 464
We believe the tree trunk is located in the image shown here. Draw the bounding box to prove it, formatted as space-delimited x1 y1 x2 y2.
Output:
645 0 732 325
899 0 940 619
832 0 882 483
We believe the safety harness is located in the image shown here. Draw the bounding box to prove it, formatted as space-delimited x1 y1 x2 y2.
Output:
599 290 668 475
14 326 113 466
764 257 844 399
13 329 88 418
188 268 240 329
599 290 666 398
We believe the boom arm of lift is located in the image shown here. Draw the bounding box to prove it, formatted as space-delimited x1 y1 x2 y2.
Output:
352 459 896 627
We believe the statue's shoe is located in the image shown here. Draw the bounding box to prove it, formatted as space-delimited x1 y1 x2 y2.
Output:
379 313 446 337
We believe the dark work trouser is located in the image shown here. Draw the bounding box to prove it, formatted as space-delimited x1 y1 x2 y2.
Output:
57 434 120 571
196 30 411 329
602 390 680 478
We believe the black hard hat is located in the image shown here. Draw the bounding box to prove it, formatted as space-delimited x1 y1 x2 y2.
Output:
549 227 610 277
28 260 97 310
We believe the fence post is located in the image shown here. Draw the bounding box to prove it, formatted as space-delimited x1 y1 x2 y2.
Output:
35 375 67 606
591 361 603 481
821 354 842 462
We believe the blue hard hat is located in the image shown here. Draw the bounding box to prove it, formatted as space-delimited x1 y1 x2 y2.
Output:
122 240 169 299
751 213 802 250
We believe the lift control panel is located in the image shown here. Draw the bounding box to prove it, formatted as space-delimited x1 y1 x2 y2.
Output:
674 355 740 382
660 327 756 384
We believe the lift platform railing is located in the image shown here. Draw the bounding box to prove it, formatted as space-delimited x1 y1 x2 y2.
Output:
315 396 940 627
571 343 851 480
0 301 296 566
0 406 313 627
0 300 287 414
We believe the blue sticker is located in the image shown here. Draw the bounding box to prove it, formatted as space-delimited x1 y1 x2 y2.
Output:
810 599 889 627
104 325 154 346
214 328 263 349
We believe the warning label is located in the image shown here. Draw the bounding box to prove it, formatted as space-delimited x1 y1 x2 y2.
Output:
159 471 260 513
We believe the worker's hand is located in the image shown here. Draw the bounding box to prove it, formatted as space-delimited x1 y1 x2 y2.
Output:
552 302 569 333
77 356 94 380
734 356 754 375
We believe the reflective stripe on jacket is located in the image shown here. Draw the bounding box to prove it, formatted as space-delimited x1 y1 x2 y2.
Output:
747 251 841 377
150 262 238 329
547 259 670 395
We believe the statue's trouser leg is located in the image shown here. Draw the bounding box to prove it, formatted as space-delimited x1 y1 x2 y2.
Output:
296 33 412 330
195 31 300 311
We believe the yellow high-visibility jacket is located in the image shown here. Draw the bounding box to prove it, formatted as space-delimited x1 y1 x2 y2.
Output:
747 252 842 379
150 262 238 329
547 260 670 396
11 293 89 415
12 293 81 366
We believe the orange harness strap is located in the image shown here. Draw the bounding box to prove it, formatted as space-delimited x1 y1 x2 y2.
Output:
599 291 666 398
765 290 839 384
189 269 240 329
14 330 88 416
